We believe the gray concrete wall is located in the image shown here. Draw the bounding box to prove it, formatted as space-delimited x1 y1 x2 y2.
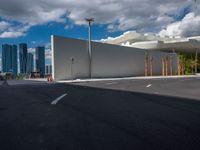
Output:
91 42 145 78
52 35 177 81
52 36 90 80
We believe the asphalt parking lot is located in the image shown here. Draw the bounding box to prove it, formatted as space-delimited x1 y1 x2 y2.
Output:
0 77 200 150
75 77 200 100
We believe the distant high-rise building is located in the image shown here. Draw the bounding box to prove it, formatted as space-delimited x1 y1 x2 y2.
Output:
45 65 52 75
19 43 27 74
2 44 18 75
36 46 45 76
26 53 34 74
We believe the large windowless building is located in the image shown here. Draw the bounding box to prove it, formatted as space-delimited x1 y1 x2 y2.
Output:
52 32 200 81
51 35 177 81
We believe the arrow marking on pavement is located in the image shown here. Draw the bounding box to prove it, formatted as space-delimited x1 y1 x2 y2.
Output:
146 84 152 88
51 93 67 105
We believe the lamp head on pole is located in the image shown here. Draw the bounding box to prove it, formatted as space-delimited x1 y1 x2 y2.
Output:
85 18 94 25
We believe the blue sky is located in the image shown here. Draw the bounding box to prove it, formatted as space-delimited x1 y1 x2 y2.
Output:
0 22 124 67
0 23 123 47
0 0 200 69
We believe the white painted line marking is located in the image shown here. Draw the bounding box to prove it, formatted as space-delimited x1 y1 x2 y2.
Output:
106 82 117 85
146 84 152 88
51 93 67 105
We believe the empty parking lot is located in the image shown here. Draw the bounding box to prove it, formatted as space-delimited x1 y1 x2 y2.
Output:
0 77 200 150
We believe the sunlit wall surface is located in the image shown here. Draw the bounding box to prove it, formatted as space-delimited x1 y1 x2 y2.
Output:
52 36 176 81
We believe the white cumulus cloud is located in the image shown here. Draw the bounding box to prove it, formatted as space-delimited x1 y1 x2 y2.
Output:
0 21 10 31
0 23 30 38
0 31 24 38
159 12 200 37
0 0 199 38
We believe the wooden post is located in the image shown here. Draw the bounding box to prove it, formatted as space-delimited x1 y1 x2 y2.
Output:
166 55 168 76
170 55 173 76
150 55 153 76
182 63 185 75
145 53 148 76
162 56 165 76
177 56 180 75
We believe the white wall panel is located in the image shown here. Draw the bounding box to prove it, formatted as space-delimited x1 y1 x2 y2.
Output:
52 35 177 81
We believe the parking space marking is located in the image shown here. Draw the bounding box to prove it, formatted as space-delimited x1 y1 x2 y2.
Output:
51 93 67 105
146 84 152 88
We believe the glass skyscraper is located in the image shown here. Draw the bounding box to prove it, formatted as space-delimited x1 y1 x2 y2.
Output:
2 44 18 75
36 46 45 76
19 43 28 74
27 53 34 74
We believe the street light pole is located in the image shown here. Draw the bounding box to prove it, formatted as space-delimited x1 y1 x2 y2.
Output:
86 18 94 78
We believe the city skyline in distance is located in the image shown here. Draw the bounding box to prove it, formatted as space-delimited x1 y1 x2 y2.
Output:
1 43 46 74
